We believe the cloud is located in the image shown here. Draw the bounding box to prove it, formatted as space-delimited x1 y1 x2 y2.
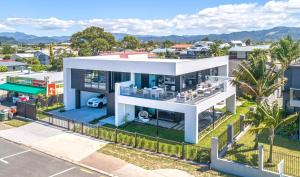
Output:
0 23 15 31
2 0 300 35
6 17 75 31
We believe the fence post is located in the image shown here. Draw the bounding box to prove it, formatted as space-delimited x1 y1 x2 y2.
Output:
211 137 219 164
98 126 100 138
240 114 245 132
73 121 75 132
81 122 84 134
67 120 70 130
227 124 234 144
115 128 118 143
48 115 51 124
134 132 137 148
258 145 264 171
156 137 159 153
181 142 185 159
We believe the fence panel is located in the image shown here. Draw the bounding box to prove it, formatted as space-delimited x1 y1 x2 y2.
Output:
224 145 259 167
98 126 115 142
233 119 241 138
158 139 182 158
83 123 98 138
136 133 158 152
184 145 210 163
218 130 227 152
117 129 136 147
264 149 300 177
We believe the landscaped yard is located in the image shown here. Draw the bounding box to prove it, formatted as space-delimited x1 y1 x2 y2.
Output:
37 103 64 120
224 126 300 176
4 119 31 127
198 101 255 148
99 143 235 177
105 121 184 142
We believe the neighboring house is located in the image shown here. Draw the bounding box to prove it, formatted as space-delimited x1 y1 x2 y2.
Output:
0 60 27 72
171 44 192 52
228 45 270 76
63 54 236 143
11 53 34 60
230 40 246 47
283 61 300 112
34 50 50 65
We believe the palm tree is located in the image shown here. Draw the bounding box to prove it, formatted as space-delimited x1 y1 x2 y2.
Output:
231 51 286 148
256 101 298 163
210 42 222 57
271 35 300 69
244 111 264 149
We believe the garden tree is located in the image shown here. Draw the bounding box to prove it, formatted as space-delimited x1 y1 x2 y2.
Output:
70 26 116 56
51 51 76 71
121 35 140 50
31 64 49 72
209 42 222 57
49 44 54 64
257 101 298 163
245 39 251 46
201 36 210 41
231 51 286 148
271 35 300 69
1 45 15 54
165 51 178 59
162 40 174 48
143 40 157 51
0 66 8 72
21 57 40 65
3 55 11 60
38 43 46 50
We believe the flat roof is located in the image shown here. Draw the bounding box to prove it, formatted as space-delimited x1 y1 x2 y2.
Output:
229 45 270 52
0 61 27 67
64 56 228 76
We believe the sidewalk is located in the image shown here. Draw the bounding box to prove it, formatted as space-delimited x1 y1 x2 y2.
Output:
81 152 194 177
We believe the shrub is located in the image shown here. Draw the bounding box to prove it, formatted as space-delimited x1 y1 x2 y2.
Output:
0 66 8 72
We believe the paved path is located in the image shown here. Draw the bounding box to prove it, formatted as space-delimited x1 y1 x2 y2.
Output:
0 122 107 162
81 152 194 177
0 138 108 177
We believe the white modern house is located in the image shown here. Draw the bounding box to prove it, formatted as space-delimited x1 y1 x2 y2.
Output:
63 54 236 143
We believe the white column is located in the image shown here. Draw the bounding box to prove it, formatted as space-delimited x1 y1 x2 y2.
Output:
258 145 264 171
63 68 75 110
226 94 236 114
130 72 135 83
184 108 198 143
211 137 219 164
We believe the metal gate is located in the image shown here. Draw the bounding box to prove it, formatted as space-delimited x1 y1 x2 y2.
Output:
16 101 37 119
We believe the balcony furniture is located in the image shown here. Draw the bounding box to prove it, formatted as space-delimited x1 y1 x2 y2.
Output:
143 88 151 97
138 110 150 123
131 86 137 95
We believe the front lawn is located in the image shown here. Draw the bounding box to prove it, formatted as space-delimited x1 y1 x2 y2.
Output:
225 127 300 176
105 122 184 142
4 119 31 127
198 101 255 148
99 143 234 177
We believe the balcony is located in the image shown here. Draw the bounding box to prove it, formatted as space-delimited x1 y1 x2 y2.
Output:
118 76 230 105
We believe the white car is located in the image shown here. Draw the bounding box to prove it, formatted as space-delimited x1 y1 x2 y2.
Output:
86 94 107 108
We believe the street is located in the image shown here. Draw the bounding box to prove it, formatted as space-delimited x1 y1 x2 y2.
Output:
0 138 108 177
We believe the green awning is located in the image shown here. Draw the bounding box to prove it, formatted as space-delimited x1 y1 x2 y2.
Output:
0 83 46 95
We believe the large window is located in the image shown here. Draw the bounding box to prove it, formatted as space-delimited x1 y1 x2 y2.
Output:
84 70 106 90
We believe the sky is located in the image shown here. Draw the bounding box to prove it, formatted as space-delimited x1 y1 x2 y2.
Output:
0 0 299 36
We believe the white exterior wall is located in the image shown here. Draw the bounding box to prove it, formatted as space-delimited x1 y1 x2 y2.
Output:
115 81 236 144
63 68 75 110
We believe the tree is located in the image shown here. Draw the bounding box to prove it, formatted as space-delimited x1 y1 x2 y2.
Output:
70 26 116 56
201 36 210 41
0 66 8 72
1 45 15 55
51 51 76 71
49 44 54 65
162 40 174 48
257 101 298 163
271 35 300 69
245 39 251 46
122 35 140 50
143 40 157 51
3 55 11 60
209 42 222 57
231 51 286 148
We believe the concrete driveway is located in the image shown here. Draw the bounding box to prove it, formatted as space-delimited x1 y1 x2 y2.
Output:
0 122 107 162
49 107 107 123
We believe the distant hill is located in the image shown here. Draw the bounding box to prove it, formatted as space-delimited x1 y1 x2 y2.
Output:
0 36 18 44
1 26 300 44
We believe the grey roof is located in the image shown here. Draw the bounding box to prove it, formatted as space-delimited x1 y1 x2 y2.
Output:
0 61 28 67
229 45 270 52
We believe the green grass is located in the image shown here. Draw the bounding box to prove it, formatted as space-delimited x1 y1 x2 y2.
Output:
198 101 255 148
99 143 235 177
225 125 300 176
38 103 64 112
4 119 31 127
89 115 111 124
105 122 184 142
